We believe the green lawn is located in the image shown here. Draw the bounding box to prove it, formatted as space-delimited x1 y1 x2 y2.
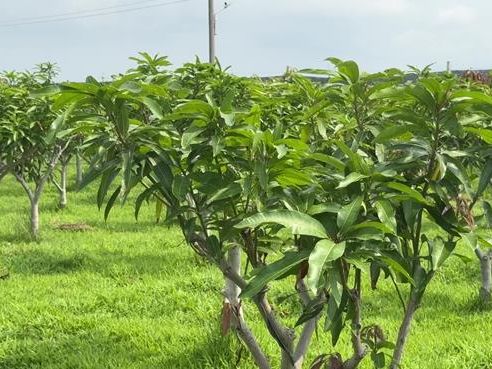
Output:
0 173 491 369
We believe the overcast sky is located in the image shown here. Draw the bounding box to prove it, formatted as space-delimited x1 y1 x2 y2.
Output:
0 0 490 81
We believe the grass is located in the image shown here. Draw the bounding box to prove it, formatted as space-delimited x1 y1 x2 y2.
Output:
0 172 491 369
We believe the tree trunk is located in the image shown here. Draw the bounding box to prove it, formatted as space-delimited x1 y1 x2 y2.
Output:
219 253 296 369
224 246 241 305
293 319 317 369
280 334 295 369
223 247 271 369
30 198 40 239
476 248 492 302
59 161 68 208
235 312 271 369
343 287 366 369
76 152 83 189
390 292 418 369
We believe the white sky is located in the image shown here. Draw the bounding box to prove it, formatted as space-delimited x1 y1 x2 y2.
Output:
0 0 490 80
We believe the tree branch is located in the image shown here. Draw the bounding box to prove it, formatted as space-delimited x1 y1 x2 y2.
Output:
13 172 34 202
295 279 312 307
219 258 295 362
344 271 367 369
475 247 485 259
234 307 271 369
293 317 318 369
52 177 63 193
36 141 71 200
291 279 322 368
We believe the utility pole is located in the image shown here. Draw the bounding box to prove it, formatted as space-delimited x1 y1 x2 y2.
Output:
208 0 216 63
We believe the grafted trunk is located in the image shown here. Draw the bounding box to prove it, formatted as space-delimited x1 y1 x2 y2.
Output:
343 288 366 369
280 332 295 369
293 318 317 369
75 152 83 189
476 248 492 302
219 253 302 369
234 310 271 369
390 292 418 369
59 161 68 208
223 247 271 369
224 246 241 305
30 198 40 239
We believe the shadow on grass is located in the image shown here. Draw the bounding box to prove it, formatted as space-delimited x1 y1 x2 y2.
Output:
0 327 242 369
1 245 204 280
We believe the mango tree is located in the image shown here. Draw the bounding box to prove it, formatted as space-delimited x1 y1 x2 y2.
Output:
49 57 492 369
238 61 492 369
0 65 72 237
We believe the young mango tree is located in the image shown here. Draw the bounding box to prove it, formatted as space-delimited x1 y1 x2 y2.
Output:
237 61 492 369
50 60 359 369
0 65 72 238
50 135 85 209
49 57 492 369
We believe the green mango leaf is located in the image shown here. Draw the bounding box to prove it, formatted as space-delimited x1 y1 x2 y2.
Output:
337 172 368 189
306 240 346 292
452 90 492 105
335 140 368 174
483 201 492 228
308 203 341 215
240 250 311 298
346 221 394 235
337 196 363 236
206 183 241 204
338 60 359 83
235 210 328 238
295 296 325 327
375 199 397 233
385 182 430 205
172 175 190 202
461 232 478 250
407 84 436 112
375 125 412 143
104 186 121 222
142 97 164 119
30 84 61 97
474 159 492 203
181 126 206 148
114 99 129 136
379 253 415 286
309 153 345 172
97 168 120 210
429 238 456 270
465 128 492 144
173 100 214 120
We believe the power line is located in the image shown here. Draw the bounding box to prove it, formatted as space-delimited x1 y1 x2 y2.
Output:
0 0 195 28
0 0 168 23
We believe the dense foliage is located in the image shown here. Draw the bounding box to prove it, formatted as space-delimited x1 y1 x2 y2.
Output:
2 54 492 369
0 63 74 237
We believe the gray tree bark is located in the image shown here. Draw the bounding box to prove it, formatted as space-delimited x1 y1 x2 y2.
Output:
59 161 68 208
222 247 271 369
475 248 492 302
390 292 418 369
30 197 40 238
75 151 83 189
224 246 241 305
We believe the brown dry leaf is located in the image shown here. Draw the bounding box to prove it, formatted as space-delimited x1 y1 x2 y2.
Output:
221 302 232 336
